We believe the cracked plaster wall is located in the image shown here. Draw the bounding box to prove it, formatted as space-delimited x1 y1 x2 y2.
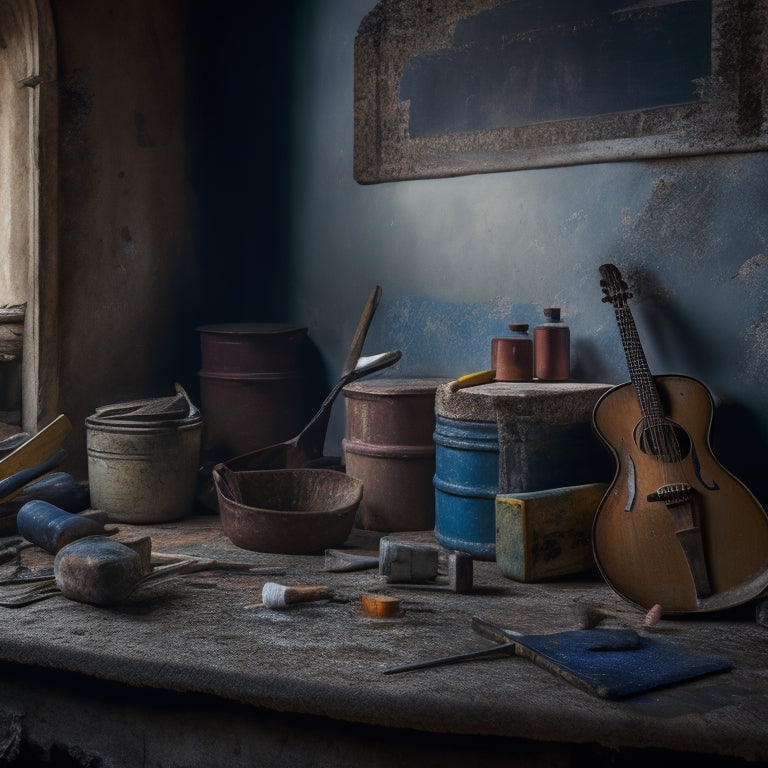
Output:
286 0 768 506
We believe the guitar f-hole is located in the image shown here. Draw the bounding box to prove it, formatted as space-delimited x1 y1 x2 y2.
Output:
691 443 720 492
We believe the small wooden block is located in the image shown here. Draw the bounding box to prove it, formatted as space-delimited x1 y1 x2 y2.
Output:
495 483 608 582
447 551 473 593
361 593 402 618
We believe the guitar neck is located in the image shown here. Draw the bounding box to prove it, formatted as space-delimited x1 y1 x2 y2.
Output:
613 304 664 425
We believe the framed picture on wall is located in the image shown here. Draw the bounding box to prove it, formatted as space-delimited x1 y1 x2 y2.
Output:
354 0 768 183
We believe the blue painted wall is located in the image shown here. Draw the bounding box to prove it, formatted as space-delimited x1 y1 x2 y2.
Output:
279 1 768 504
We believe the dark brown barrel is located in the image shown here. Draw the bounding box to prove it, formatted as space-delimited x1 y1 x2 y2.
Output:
197 323 307 462
342 378 449 532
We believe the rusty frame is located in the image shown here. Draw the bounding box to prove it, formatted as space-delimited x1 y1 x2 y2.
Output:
354 0 768 184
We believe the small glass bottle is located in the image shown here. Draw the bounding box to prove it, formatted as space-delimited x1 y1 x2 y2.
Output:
491 323 533 381
534 307 570 381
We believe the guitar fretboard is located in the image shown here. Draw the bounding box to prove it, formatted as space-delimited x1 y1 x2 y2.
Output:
613 304 665 427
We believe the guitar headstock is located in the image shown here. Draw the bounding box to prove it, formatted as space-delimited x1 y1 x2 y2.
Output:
599 263 632 307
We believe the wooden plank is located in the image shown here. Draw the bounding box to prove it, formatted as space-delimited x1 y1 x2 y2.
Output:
0 304 26 323
0 415 72 494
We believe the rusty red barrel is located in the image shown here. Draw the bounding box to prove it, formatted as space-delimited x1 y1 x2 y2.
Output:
197 323 307 463
342 378 448 531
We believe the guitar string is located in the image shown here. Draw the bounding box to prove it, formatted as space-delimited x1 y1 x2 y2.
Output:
610 287 688 496
617 304 680 469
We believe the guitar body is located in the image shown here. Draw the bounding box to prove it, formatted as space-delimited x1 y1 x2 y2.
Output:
593 374 768 613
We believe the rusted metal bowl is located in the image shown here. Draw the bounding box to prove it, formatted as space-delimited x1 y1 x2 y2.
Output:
212 465 363 554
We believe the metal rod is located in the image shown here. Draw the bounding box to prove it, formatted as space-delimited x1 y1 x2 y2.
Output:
383 642 516 675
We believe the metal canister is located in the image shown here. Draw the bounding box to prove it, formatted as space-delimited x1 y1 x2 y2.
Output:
533 307 570 381
342 378 448 531
491 323 533 381
86 409 203 523
433 415 500 559
197 323 307 462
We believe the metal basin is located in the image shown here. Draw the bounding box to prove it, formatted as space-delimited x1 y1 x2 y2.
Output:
212 466 363 554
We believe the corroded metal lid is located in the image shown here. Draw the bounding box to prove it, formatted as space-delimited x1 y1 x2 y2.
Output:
342 377 451 399
196 323 307 336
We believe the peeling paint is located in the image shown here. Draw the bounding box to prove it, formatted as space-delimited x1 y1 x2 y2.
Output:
381 294 541 376
733 253 767 280
558 209 587 238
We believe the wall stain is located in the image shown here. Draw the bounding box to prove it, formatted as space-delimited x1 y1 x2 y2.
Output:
743 312 768 387
381 294 539 376
61 72 93 143
134 111 156 148
558 209 587 238
119 227 135 263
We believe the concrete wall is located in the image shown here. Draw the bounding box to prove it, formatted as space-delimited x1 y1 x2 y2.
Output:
36 0 768 505
284 0 768 505
52 0 198 474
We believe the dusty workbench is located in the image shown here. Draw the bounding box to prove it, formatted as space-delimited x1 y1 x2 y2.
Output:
0 514 766 767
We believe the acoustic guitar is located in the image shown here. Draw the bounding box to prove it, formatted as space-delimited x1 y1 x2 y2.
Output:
592 264 768 613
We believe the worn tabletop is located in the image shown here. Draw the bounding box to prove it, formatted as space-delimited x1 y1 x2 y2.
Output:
0 514 766 762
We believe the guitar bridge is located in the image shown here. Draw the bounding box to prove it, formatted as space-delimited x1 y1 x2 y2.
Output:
648 482 711 598
647 483 692 505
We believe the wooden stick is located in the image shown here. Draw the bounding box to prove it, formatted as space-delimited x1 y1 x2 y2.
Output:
324 549 379 572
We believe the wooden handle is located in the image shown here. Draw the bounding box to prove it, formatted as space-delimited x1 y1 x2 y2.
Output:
342 285 382 376
261 582 333 608
284 584 333 604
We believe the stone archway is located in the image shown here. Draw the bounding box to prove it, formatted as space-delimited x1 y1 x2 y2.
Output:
0 0 58 432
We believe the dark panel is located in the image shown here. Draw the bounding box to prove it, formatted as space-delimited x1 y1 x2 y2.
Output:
401 0 712 137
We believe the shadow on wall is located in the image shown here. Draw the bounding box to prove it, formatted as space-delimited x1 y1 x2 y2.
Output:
711 403 768 510
182 0 298 407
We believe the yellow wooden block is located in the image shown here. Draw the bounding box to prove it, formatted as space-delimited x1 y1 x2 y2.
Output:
495 483 608 582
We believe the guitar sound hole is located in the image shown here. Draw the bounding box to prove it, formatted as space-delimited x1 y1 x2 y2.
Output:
635 421 691 462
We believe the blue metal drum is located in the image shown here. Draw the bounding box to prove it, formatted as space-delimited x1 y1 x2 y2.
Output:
433 415 499 560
